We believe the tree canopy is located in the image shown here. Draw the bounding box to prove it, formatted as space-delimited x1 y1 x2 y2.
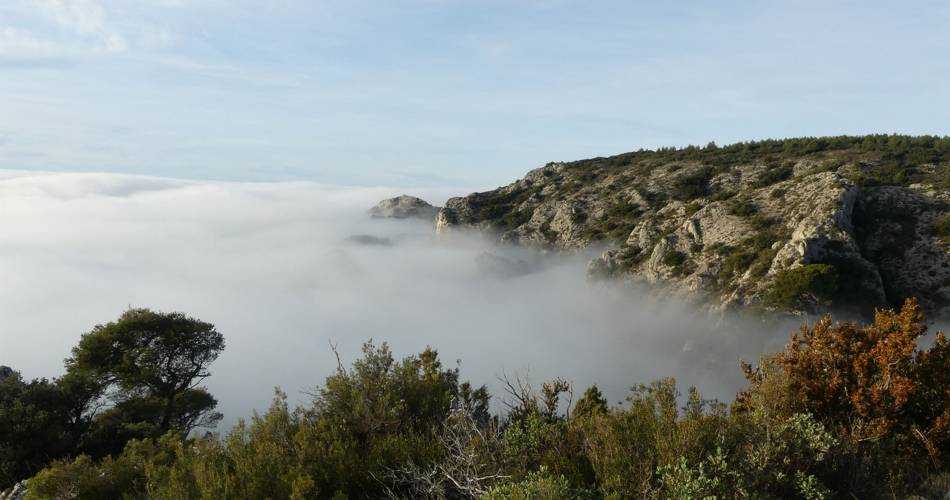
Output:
0 309 224 491
67 308 225 440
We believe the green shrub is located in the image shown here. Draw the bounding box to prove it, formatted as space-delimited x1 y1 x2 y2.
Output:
766 264 839 310
707 242 729 255
468 185 541 231
717 230 785 285
754 164 794 188
748 248 779 277
657 453 730 500
933 214 950 242
26 455 139 500
586 380 732 498
853 164 917 186
577 200 645 242
633 185 668 209
750 215 778 230
572 386 608 418
662 251 687 268
500 209 533 231
684 201 702 217
661 251 690 276
720 250 754 284
711 190 737 202
481 468 595 500
729 199 757 217
671 168 713 201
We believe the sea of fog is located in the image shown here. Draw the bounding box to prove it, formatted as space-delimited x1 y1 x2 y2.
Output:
0 170 799 428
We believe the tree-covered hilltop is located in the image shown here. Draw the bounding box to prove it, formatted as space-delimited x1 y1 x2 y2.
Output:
4 302 950 499
565 135 950 187
434 135 950 317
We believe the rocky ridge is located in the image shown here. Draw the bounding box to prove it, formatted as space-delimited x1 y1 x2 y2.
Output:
369 195 440 220
429 136 950 316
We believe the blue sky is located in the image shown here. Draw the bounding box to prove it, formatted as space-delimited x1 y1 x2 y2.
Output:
1 1 948 187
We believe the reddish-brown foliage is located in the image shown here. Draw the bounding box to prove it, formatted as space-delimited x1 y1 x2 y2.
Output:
771 298 950 462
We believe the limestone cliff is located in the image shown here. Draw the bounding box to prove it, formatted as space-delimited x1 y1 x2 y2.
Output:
432 136 950 316
370 195 440 220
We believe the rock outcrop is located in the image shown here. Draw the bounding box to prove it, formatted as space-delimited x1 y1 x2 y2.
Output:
0 482 27 500
369 195 440 220
431 137 950 316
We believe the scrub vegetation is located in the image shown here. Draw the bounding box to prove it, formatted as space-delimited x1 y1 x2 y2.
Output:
3 299 949 499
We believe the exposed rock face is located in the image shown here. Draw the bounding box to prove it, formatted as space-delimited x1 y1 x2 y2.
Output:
369 195 440 220
433 138 950 316
854 186 950 317
0 481 27 500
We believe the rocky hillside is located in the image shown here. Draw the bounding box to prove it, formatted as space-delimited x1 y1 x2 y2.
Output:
369 194 440 219
433 135 950 317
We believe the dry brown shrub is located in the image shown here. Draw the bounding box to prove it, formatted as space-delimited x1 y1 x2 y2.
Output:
745 298 949 464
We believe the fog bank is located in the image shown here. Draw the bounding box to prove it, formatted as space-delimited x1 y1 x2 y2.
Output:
0 171 797 426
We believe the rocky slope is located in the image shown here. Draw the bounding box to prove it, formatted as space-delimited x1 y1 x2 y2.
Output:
370 195 440 219
432 136 950 317
0 481 27 500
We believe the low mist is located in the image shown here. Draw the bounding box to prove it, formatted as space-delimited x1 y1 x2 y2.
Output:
0 171 800 427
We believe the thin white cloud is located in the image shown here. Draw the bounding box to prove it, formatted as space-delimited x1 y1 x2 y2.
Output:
0 26 67 61
0 0 180 63
30 0 126 52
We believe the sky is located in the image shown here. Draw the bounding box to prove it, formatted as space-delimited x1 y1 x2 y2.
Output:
1 0 949 187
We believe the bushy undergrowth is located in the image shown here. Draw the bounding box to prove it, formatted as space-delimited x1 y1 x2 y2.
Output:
716 228 787 287
753 164 794 188
766 264 840 310
934 213 950 242
670 167 714 201
8 300 950 499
